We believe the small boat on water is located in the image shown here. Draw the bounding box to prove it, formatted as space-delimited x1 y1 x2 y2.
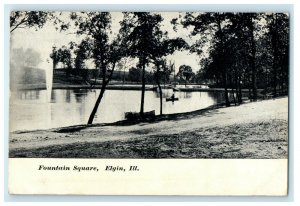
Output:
166 94 179 102
166 97 179 102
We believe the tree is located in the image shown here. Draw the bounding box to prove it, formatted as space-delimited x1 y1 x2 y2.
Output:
228 13 262 100
176 12 289 104
59 46 73 69
122 12 187 116
10 11 51 33
49 45 73 70
266 13 289 96
151 33 187 115
69 12 127 124
247 13 258 100
180 12 231 106
228 12 289 98
121 12 164 117
150 33 187 116
177 65 194 86
152 59 167 115
74 38 91 70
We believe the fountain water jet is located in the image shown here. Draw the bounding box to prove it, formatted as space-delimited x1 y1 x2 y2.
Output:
46 62 53 102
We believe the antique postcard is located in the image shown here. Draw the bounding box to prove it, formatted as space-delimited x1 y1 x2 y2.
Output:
8 10 289 195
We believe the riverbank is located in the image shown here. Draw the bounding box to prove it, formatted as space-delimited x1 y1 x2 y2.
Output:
9 97 288 158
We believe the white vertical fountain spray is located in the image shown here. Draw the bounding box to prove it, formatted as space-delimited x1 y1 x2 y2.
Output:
46 61 53 102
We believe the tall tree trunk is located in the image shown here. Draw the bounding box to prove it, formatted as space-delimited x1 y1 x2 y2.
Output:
140 63 146 117
87 62 116 125
155 67 162 115
272 56 278 97
88 66 106 124
250 57 257 100
123 67 126 86
231 88 236 106
280 70 284 94
238 75 242 103
230 76 236 106
154 64 163 116
234 78 239 104
234 68 241 104
157 80 163 116
272 14 278 97
87 82 106 124
223 71 230 106
217 13 230 107
249 14 257 100
247 76 251 98
273 58 277 97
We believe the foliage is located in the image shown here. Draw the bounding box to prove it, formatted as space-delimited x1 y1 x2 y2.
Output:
10 11 51 33
120 12 165 115
74 38 92 70
50 45 73 69
180 12 231 105
266 13 289 96
122 12 188 115
69 12 128 124
177 65 195 85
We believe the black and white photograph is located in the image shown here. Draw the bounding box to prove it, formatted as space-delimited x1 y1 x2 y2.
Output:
6 8 292 196
9 11 289 159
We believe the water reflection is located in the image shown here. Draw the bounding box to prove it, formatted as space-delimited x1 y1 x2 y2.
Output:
180 91 192 99
73 89 89 103
154 88 176 98
208 91 223 103
19 90 40 100
10 89 224 131
65 89 71 103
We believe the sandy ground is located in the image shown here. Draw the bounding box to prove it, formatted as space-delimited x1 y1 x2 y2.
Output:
9 97 288 158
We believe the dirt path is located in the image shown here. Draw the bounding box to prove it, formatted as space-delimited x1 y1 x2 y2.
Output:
9 97 288 158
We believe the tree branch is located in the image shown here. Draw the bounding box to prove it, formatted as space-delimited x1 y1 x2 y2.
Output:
10 15 28 33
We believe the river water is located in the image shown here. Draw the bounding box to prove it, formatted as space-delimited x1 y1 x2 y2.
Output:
10 88 225 131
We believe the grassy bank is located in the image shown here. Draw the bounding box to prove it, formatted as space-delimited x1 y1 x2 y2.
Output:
9 97 288 159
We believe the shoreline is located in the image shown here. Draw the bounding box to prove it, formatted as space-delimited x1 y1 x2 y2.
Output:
11 95 284 134
13 82 263 93
13 102 227 134
9 97 288 159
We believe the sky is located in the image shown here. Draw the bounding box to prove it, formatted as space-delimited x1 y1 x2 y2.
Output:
10 12 203 73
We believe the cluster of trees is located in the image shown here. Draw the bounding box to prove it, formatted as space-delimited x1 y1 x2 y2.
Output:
49 45 73 70
177 65 195 86
177 12 289 106
48 12 187 121
10 11 289 125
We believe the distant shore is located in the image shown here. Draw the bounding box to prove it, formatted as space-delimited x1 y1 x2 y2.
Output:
14 82 263 93
9 96 288 159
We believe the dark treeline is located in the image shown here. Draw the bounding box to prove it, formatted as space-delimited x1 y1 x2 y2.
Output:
10 11 289 124
179 12 289 105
